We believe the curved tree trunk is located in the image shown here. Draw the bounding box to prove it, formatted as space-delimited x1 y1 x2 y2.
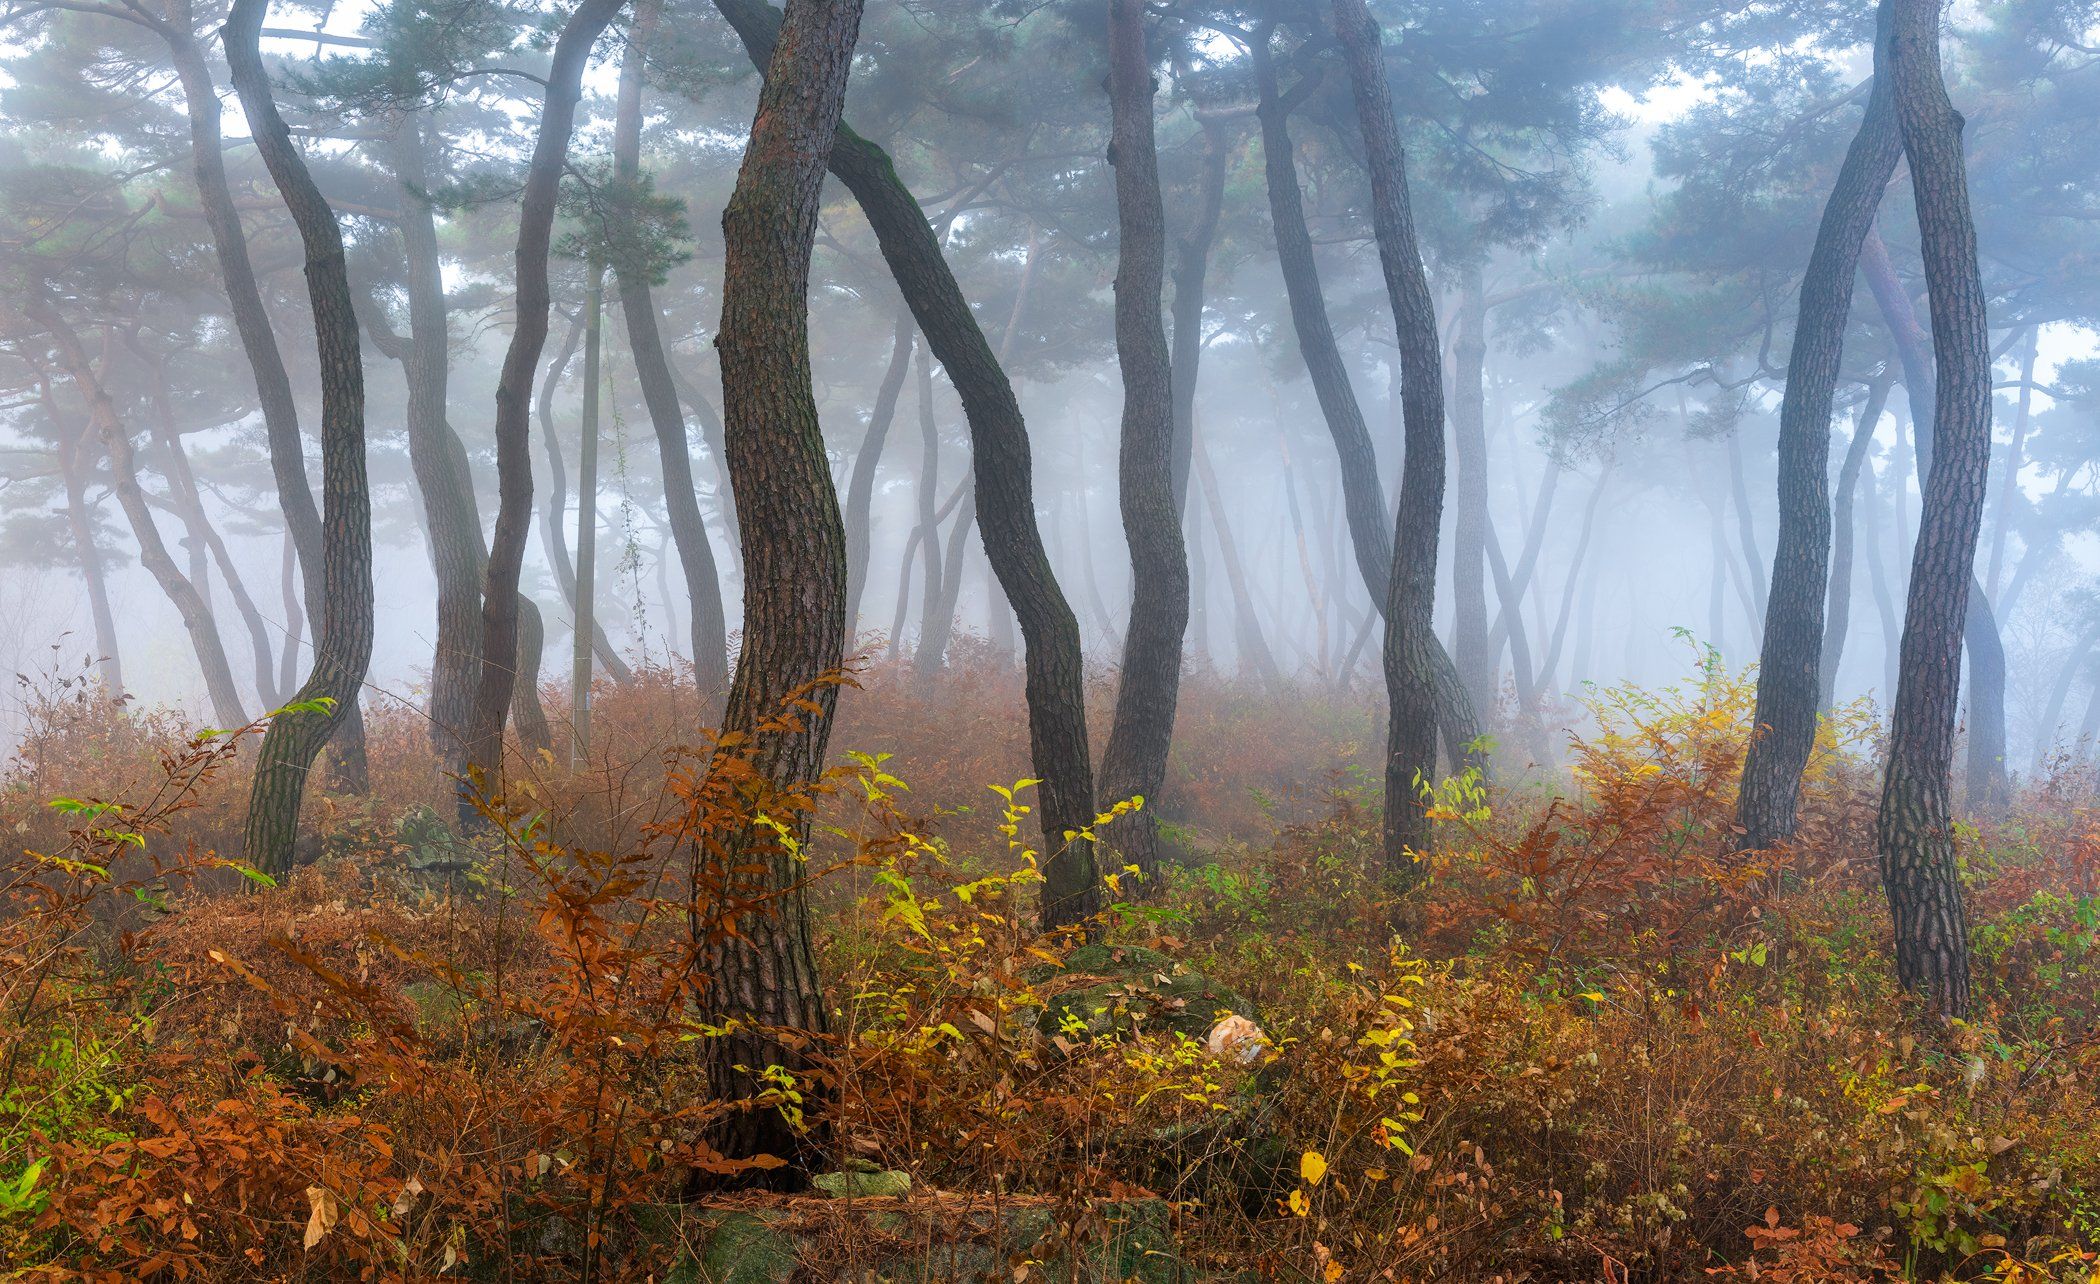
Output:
1862 227 2009 809
1735 7 1900 851
535 311 635 682
137 340 282 708
32 299 248 729
842 310 915 635
466 0 627 797
166 20 364 775
1254 32 1483 775
1822 378 1893 710
887 350 949 660
1096 0 1190 889
223 0 374 875
1876 0 1990 1020
49 387 125 694
714 0 1098 926
1331 0 1454 871
613 0 732 701
705 0 864 1177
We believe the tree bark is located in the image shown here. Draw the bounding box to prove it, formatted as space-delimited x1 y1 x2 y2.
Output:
224 0 374 875
713 0 1098 926
466 0 627 797
1331 0 1454 870
705 0 864 1176
1254 31 1483 775
613 0 732 700
1876 0 1989 1020
1862 227 2009 810
1735 7 1900 851
1096 0 1189 889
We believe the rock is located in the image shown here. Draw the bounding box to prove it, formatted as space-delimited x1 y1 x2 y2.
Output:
1031 944 1258 1045
810 1167 911 1199
663 1198 1209 1283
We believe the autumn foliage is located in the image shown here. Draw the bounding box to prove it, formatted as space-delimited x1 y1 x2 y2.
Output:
4 652 2100 1280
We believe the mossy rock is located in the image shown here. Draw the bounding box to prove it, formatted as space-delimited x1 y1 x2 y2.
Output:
810 1167 912 1199
1031 943 1257 1044
664 1198 1206 1283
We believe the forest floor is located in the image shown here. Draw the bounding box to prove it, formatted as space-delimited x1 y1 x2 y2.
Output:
3 648 2100 1281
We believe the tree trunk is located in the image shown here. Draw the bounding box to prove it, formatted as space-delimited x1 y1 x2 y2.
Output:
33 300 249 729
1535 468 1610 701
2032 617 2100 775
385 117 494 773
536 310 636 682
1875 0 1989 1020
1254 34 1481 773
1096 0 1189 889
1735 7 1901 851
1330 0 1454 869
52 398 124 695
714 0 1099 925
705 0 864 1176
466 0 627 798
137 340 282 708
843 310 915 635
1859 456 1904 701
1862 227 2008 809
278 527 302 700
166 21 364 772
1447 264 1494 718
1823 378 1893 710
571 263 605 766
224 0 374 876
1194 429 1283 684
614 0 732 700
1726 425 1769 632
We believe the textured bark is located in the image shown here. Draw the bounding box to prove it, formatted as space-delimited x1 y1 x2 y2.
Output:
1254 34 1483 775
164 16 363 774
224 0 374 875
614 0 732 699
1097 0 1190 888
466 0 627 796
389 119 489 772
1823 378 1895 710
1736 10 1901 852
1862 229 2008 809
33 300 248 729
706 0 864 1176
843 311 915 634
1331 0 1452 871
1876 0 1988 1019
714 0 1097 926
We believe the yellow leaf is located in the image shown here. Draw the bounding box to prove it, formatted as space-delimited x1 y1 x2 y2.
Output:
1300 1150 1328 1187
1286 1188 1310 1217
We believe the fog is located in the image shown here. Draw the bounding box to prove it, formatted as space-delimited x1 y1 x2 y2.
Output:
2 0 2095 784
